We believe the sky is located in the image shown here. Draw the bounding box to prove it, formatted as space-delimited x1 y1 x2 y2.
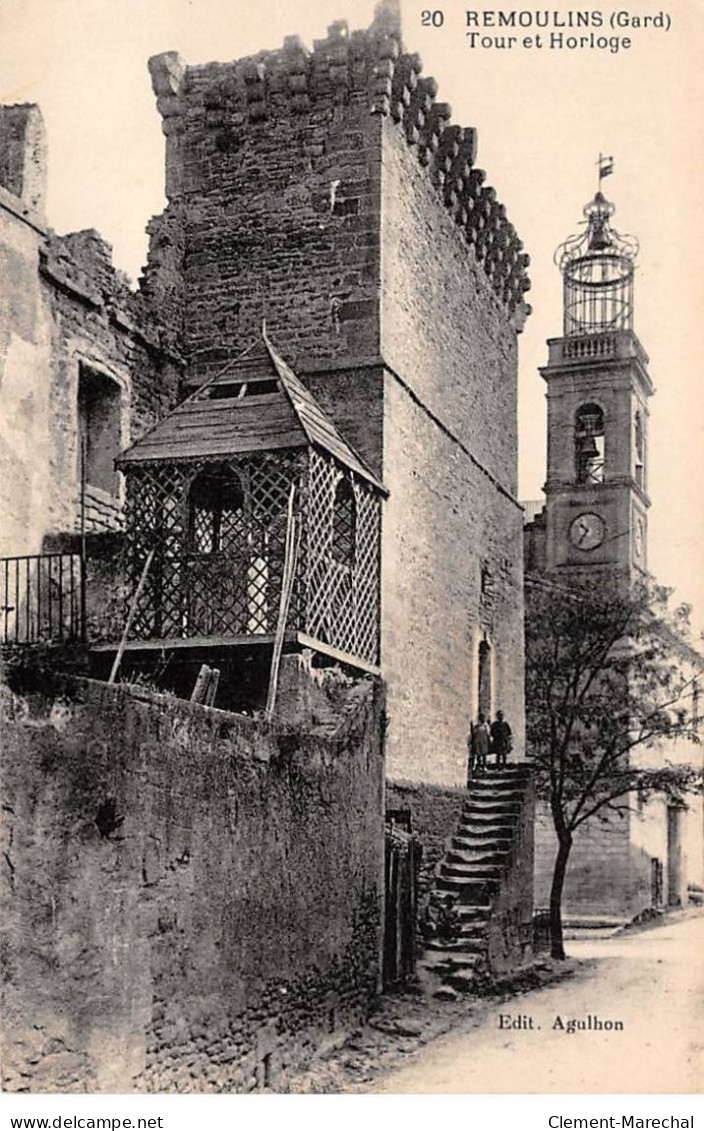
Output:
2 0 703 629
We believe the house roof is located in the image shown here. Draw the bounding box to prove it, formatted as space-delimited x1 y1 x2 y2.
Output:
116 330 386 493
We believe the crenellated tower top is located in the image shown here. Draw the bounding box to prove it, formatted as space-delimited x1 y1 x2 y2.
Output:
147 0 530 318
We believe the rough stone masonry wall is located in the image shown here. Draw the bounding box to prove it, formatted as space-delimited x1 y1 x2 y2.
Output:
379 116 525 785
534 803 644 922
148 35 384 389
385 779 466 905
1 674 384 1093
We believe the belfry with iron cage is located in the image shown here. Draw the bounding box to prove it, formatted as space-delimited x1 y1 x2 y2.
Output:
535 173 653 580
113 331 385 701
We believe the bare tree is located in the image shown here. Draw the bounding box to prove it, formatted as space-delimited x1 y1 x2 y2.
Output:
525 578 702 959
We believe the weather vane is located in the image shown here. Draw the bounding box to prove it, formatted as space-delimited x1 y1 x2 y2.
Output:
597 153 614 190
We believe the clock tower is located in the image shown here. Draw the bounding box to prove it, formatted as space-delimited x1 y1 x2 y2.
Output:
541 182 652 581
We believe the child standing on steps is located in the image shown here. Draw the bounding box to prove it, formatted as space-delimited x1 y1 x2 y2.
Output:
467 713 490 782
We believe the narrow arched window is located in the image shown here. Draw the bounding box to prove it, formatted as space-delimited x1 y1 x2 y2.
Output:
332 477 356 567
575 403 605 484
478 638 492 720
188 467 245 554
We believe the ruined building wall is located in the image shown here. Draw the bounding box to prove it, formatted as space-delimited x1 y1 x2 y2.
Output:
39 231 181 539
1 674 384 1093
0 104 180 558
0 107 54 557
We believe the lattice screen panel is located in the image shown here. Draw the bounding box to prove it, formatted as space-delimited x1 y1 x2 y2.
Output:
305 450 381 665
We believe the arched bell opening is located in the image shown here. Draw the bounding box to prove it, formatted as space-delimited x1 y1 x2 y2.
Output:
574 403 605 485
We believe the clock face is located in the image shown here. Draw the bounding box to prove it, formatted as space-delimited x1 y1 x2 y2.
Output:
569 512 605 551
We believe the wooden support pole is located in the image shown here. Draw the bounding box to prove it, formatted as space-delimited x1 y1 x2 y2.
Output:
108 548 155 685
265 486 300 720
204 667 220 707
190 663 211 704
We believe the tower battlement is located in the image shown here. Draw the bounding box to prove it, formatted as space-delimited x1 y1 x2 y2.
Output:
148 2 530 315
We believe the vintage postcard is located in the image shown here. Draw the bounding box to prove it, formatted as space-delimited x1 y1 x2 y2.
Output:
0 0 702 1106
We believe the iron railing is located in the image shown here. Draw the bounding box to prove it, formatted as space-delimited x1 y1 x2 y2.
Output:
0 553 84 645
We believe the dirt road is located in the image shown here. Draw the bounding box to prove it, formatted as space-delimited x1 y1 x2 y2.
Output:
372 913 704 1093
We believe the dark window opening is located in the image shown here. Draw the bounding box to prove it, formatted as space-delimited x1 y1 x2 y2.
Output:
575 403 605 485
77 366 122 495
332 197 360 218
188 467 245 554
207 379 279 400
332 477 356 567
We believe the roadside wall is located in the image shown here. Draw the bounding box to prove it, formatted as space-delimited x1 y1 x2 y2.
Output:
1 674 384 1092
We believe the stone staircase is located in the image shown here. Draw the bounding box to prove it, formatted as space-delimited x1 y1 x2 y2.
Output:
421 764 533 992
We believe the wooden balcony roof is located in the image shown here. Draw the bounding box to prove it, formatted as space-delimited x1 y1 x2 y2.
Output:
117 329 386 494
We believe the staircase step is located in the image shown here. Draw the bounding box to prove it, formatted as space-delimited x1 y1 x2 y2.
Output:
436 877 499 898
461 823 520 841
465 797 521 809
446 847 510 867
484 767 530 777
452 834 512 851
470 781 526 795
461 813 517 825
422 951 481 973
441 864 504 882
424 935 487 954
459 819 518 835
428 895 491 917
465 801 521 815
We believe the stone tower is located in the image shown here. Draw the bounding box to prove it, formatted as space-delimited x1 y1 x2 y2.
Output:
540 187 652 582
142 1 531 786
